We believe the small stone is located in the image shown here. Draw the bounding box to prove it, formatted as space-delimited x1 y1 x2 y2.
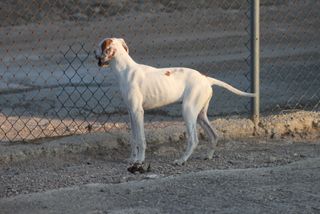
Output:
145 174 159 179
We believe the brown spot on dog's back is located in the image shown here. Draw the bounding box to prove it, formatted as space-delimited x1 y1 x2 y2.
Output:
165 71 171 76
101 39 113 52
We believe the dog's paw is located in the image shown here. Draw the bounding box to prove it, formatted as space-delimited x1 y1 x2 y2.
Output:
173 159 186 166
127 163 151 174
203 150 219 160
205 153 219 160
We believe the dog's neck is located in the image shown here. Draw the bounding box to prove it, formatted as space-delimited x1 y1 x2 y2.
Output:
110 50 137 77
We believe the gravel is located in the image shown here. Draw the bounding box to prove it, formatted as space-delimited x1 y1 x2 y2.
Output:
1 155 320 214
1 139 320 199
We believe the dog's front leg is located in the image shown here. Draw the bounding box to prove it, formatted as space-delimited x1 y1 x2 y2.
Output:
128 106 146 164
128 111 138 162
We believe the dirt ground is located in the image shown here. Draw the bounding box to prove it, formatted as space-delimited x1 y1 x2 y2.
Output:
0 111 319 213
1 158 320 214
0 137 320 213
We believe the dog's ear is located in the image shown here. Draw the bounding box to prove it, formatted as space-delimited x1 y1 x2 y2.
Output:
119 38 129 54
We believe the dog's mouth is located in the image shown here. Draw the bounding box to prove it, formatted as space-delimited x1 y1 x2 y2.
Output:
95 50 110 67
98 59 110 67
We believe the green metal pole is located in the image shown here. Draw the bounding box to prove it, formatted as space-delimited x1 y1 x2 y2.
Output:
251 0 260 126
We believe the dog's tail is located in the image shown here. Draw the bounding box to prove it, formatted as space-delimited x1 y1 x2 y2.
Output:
208 77 255 97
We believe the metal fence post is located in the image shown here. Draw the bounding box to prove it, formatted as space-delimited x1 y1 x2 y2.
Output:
250 0 260 126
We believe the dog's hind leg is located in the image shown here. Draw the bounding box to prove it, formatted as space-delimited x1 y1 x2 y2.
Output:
174 87 209 165
197 99 219 160
174 108 198 166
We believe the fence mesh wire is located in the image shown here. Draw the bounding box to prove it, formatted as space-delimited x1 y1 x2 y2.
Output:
0 0 319 142
260 0 320 113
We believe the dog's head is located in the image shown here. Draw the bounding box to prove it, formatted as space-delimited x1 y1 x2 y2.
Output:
94 38 129 68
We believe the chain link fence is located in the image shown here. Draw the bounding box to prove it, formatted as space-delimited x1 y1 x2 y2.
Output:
260 0 320 113
0 0 319 143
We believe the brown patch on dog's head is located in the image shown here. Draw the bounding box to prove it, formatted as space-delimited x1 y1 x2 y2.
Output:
95 38 115 67
165 71 171 76
95 38 130 68
101 39 113 53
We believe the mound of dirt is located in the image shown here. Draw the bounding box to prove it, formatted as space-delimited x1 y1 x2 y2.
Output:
213 111 320 141
1 110 319 165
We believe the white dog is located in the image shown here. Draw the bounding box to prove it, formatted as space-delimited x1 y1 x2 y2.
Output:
95 38 254 170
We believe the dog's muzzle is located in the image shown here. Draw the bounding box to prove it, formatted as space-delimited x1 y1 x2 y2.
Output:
94 50 109 67
98 58 109 67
